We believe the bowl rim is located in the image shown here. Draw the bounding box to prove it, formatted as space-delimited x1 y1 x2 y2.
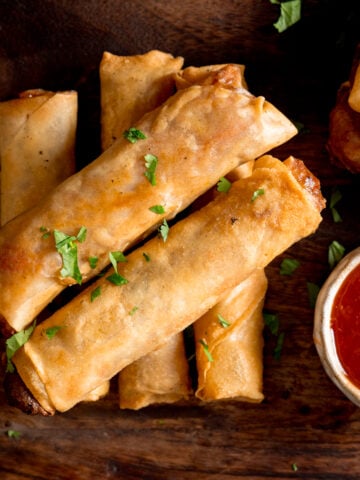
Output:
314 246 360 407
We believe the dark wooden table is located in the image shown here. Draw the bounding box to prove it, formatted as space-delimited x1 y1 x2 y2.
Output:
1 1 360 478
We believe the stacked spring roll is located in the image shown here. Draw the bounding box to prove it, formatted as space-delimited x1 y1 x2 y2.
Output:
11 154 325 414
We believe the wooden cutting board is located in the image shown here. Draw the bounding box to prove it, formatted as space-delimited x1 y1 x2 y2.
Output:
0 1 360 478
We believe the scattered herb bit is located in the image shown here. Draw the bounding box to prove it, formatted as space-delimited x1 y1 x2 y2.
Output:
217 314 230 328
89 256 98 269
251 188 265 202
292 463 298 472
280 258 300 275
7 430 21 439
54 227 87 285
329 189 342 223
144 153 158 185
273 331 285 360
39 226 51 239
217 177 232 193
270 0 301 33
149 205 165 214
5 321 36 373
109 251 127 273
123 127 147 143
159 219 169 242
91 286 101 302
307 282 320 308
199 339 214 362
328 240 345 270
263 312 280 335
44 326 63 339
143 252 151 262
129 306 139 316
106 272 129 286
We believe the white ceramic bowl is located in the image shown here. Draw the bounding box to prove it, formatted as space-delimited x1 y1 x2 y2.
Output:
314 246 360 407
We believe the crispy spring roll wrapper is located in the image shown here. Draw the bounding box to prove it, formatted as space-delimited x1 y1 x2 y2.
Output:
194 270 267 402
12 155 325 414
100 50 184 150
0 89 77 226
0 69 298 334
174 63 248 91
119 333 192 410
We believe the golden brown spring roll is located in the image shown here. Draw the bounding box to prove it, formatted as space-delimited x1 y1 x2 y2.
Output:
119 334 192 409
13 155 324 414
174 63 248 91
194 270 267 402
0 89 77 226
100 50 184 150
100 50 191 409
0 68 297 333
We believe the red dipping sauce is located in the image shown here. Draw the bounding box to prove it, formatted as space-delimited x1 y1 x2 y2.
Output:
331 263 360 389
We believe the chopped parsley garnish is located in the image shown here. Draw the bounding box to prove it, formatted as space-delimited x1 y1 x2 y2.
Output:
307 282 320 309
129 306 139 315
54 227 87 285
149 205 165 214
292 463 298 472
263 312 279 335
91 286 101 302
217 177 232 193
7 430 21 439
328 240 345 270
251 188 265 202
39 226 51 239
143 252 151 262
123 127 147 143
270 0 301 33
106 272 129 286
280 258 300 275
88 256 98 269
217 314 230 328
5 320 36 373
44 326 63 339
106 251 128 286
158 219 169 242
199 339 213 362
144 153 158 185
329 189 342 223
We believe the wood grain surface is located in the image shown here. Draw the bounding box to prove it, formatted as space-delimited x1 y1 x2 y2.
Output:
1 1 360 478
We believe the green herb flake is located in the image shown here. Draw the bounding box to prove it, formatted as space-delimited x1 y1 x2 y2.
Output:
106 272 129 286
44 326 63 339
39 226 51 239
271 0 301 33
273 331 285 360
7 430 21 439
199 339 214 362
217 177 232 193
91 286 101 302
144 153 158 185
263 312 280 336
149 205 165 214
129 306 139 316
307 282 320 309
328 240 345 270
251 188 265 202
123 127 147 144
109 251 127 273
54 227 86 285
159 219 169 242
280 258 300 276
5 321 36 373
217 314 230 328
89 256 98 269
329 189 342 223
143 252 151 262
292 463 298 472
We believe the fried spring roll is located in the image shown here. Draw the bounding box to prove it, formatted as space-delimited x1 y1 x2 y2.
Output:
195 270 267 402
12 155 324 414
0 89 77 226
100 50 191 408
119 334 192 409
100 50 184 150
0 68 297 333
